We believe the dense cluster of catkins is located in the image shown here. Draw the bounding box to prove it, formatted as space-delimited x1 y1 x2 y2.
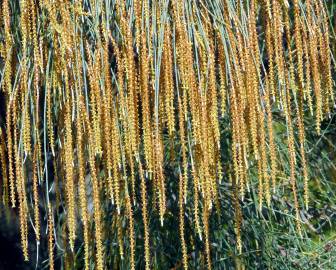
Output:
0 0 334 269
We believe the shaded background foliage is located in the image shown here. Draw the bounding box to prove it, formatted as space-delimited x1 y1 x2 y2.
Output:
0 1 335 270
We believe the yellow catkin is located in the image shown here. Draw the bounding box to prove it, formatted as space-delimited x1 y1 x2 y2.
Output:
123 17 139 157
244 43 258 162
3 0 13 96
0 129 8 205
257 158 264 210
191 164 202 240
125 193 135 270
111 39 125 208
93 49 103 156
102 89 113 199
154 125 166 226
14 103 29 260
250 0 261 77
265 77 277 192
83 106 104 270
201 48 212 209
134 0 141 50
305 0 322 133
30 0 41 120
308 31 322 134
264 6 276 101
22 92 31 155
64 68 76 249
77 98 89 270
140 28 154 174
297 98 309 210
203 206 212 270
102 34 114 203
283 7 295 82
111 105 122 212
177 94 188 204
313 4 331 115
179 172 188 270
48 205 55 270
208 47 220 151
301 24 313 116
284 78 302 234
293 0 304 89
233 175 242 254
6 103 16 207
117 215 124 259
226 21 248 198
217 33 227 116
318 1 333 103
163 23 175 137
47 80 55 156
20 0 31 156
229 86 240 200
138 161 150 270
258 111 270 206
32 148 40 242
86 47 102 156
272 0 285 86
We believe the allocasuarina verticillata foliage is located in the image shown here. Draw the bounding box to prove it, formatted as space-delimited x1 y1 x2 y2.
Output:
0 0 335 269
